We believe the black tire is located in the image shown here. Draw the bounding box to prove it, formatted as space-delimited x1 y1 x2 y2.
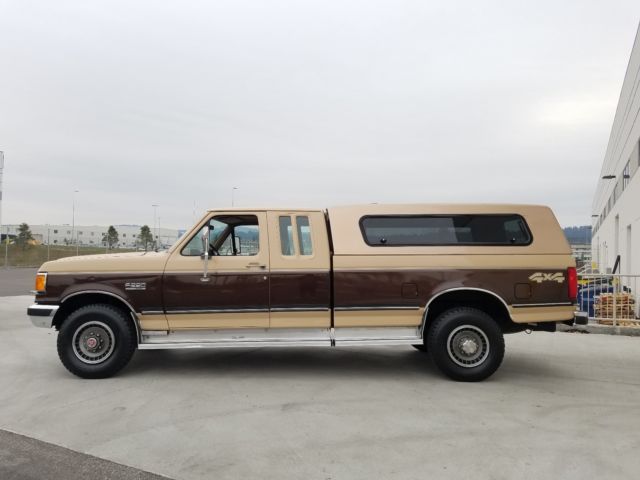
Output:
412 344 428 352
57 304 137 379
427 307 504 382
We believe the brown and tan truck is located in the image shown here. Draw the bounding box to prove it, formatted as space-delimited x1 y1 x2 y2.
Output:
27 204 577 381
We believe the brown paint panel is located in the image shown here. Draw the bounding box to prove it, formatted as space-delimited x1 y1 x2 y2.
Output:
40 273 163 312
269 272 330 309
163 272 269 311
333 269 572 308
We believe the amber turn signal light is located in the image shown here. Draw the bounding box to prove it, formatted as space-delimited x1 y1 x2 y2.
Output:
34 273 47 293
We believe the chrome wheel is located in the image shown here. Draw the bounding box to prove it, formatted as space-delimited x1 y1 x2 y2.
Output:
72 321 115 364
446 325 490 368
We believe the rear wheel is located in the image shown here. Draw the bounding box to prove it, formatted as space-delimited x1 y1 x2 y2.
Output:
427 307 504 381
57 304 137 378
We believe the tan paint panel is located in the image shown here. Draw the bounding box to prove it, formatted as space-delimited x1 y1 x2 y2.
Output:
269 311 330 328
509 305 575 323
166 312 269 329
138 314 169 330
327 204 571 256
267 211 331 271
333 254 575 270
334 309 423 327
40 251 169 274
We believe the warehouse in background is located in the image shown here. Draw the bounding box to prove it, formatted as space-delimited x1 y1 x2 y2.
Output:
584 23 640 326
592 23 640 275
2 224 182 249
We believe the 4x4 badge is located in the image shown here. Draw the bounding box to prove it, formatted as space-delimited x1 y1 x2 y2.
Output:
529 272 565 284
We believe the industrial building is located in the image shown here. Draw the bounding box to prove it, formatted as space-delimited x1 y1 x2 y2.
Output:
3 224 183 249
592 24 640 275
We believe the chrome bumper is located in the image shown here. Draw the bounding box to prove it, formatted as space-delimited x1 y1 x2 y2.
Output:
27 304 59 328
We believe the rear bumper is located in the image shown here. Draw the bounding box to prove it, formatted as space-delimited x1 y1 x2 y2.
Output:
27 304 59 328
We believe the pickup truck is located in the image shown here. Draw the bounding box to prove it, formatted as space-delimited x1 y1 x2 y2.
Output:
27 204 577 381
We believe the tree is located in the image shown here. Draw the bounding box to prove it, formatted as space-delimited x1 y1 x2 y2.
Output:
102 226 119 249
138 225 154 251
17 223 34 250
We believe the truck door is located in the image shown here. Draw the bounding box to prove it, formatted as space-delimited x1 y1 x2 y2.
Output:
267 211 331 328
163 212 270 329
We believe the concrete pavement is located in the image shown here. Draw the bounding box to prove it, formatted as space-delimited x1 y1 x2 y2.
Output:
0 429 169 480
0 268 37 297
2 294 640 480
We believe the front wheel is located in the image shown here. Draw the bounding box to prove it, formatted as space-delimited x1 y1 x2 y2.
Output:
57 304 137 378
427 307 504 382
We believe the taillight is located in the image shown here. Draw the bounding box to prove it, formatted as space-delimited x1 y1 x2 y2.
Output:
567 267 577 302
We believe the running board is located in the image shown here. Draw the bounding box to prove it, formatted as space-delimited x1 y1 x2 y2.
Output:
138 327 421 350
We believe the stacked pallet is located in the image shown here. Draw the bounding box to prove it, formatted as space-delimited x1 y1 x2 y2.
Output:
595 293 639 326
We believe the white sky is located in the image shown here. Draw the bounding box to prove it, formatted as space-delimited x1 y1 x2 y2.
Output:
1 0 639 229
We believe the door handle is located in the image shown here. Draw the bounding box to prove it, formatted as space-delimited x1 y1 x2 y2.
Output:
246 263 267 269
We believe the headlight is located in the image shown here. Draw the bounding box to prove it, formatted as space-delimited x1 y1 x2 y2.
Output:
34 272 47 294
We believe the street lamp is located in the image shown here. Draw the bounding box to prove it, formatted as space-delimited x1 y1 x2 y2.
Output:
232 186 238 207
152 204 159 250
72 190 79 255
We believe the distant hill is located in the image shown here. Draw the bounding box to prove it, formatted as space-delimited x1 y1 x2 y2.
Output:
563 226 592 245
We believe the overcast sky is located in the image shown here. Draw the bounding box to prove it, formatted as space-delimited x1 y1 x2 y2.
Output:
1 1 639 230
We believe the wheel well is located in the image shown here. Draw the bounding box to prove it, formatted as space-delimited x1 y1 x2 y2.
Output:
422 290 514 335
52 293 139 334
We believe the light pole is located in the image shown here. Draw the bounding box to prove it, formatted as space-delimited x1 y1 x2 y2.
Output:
232 186 238 207
152 204 159 250
72 190 79 255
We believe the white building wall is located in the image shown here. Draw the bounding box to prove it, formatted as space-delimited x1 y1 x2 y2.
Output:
592 23 640 275
4 224 182 249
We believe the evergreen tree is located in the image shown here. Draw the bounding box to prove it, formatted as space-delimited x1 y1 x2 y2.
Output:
17 223 34 249
138 225 154 251
102 226 119 249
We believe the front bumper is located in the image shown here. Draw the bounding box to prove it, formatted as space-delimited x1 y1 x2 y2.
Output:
27 304 59 328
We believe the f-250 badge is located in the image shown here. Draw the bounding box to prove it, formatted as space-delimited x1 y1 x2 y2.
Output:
528 272 565 284
125 282 147 291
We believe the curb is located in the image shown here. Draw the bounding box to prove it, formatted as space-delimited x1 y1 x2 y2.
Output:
558 323 640 337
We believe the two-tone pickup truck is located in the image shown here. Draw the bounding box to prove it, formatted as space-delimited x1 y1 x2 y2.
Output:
27 204 577 381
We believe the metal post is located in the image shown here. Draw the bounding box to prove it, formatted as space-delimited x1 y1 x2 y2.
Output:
4 226 8 268
232 186 238 207
47 225 50 261
72 190 79 255
152 204 159 250
0 152 4 252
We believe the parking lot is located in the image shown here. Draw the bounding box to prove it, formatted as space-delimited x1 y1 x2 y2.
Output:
1 293 640 479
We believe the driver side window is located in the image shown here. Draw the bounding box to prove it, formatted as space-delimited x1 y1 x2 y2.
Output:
181 215 260 256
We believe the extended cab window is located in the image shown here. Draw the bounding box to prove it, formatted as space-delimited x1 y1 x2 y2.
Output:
182 215 260 256
360 215 532 246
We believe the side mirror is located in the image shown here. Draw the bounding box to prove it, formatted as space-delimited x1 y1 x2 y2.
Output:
201 226 210 282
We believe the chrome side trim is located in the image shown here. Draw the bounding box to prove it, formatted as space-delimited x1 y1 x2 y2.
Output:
511 302 573 308
138 326 425 349
333 327 421 346
140 310 165 315
334 306 421 311
420 287 511 336
61 290 141 342
165 308 269 314
270 269 330 274
139 328 332 349
270 307 330 312
27 304 59 328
